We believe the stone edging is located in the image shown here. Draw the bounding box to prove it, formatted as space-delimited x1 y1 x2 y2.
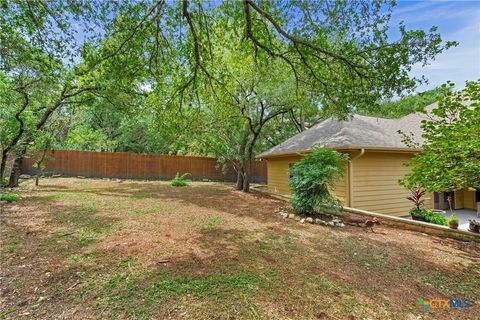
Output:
343 207 480 243
251 186 480 243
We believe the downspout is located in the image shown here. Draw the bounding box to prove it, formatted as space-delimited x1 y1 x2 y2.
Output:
348 148 365 207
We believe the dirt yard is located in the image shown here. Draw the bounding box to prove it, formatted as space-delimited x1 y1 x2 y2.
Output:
1 178 479 319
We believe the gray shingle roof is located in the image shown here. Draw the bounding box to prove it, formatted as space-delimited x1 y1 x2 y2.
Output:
258 104 435 158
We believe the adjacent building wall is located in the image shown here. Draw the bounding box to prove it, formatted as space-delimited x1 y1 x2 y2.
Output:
455 189 477 210
350 151 430 217
266 155 301 195
266 154 349 205
265 150 432 217
464 190 477 210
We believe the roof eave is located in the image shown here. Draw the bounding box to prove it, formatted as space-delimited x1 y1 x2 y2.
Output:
257 145 422 159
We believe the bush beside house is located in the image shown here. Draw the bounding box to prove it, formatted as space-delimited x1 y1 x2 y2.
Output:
288 148 346 215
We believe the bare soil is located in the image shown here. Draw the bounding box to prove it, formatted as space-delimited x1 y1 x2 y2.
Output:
0 178 479 319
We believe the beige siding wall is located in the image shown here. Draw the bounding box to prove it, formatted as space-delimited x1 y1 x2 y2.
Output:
464 190 476 210
332 164 348 205
351 152 428 217
267 156 301 195
456 189 476 210
455 189 465 209
266 150 435 216
266 155 348 205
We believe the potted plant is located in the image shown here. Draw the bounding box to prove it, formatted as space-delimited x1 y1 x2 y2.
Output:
468 220 480 233
447 214 459 229
407 190 427 221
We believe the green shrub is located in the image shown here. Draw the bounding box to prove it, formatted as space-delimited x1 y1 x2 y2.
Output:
410 207 425 218
411 208 447 226
425 211 447 226
170 173 190 187
288 148 346 214
0 193 19 203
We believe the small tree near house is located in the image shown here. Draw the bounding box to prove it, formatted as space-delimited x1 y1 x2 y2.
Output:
400 80 480 193
288 148 347 215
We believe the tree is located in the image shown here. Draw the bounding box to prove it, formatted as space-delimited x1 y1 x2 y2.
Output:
167 22 319 191
356 87 447 118
91 0 454 122
167 0 454 116
401 80 480 192
0 1 111 186
1 0 455 191
141 0 453 192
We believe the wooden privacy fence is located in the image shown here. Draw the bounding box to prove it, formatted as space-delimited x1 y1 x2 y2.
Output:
21 150 267 183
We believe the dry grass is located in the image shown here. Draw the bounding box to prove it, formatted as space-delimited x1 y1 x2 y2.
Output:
0 177 479 320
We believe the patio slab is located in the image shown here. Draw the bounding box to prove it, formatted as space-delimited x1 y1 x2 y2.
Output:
444 209 479 231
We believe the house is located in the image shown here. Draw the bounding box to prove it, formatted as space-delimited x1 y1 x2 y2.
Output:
258 105 478 217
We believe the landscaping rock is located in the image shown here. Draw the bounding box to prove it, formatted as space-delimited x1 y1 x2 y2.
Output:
315 218 327 225
294 215 302 221
306 217 314 224
52 174 62 178
330 218 344 227
288 213 296 219
19 174 31 179
300 218 305 224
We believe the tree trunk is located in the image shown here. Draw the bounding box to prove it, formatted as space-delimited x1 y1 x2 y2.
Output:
235 127 249 191
236 165 244 190
242 132 260 193
242 161 251 192
8 156 23 188
0 151 8 184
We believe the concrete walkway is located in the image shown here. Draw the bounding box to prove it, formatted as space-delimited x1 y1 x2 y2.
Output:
444 209 479 231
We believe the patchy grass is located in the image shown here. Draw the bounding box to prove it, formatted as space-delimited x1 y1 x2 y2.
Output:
96 269 264 318
201 214 223 230
6 241 17 253
0 193 19 202
0 177 479 320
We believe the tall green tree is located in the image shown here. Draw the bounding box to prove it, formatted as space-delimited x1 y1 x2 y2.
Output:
357 87 448 118
0 1 109 185
1 0 456 191
401 81 480 191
